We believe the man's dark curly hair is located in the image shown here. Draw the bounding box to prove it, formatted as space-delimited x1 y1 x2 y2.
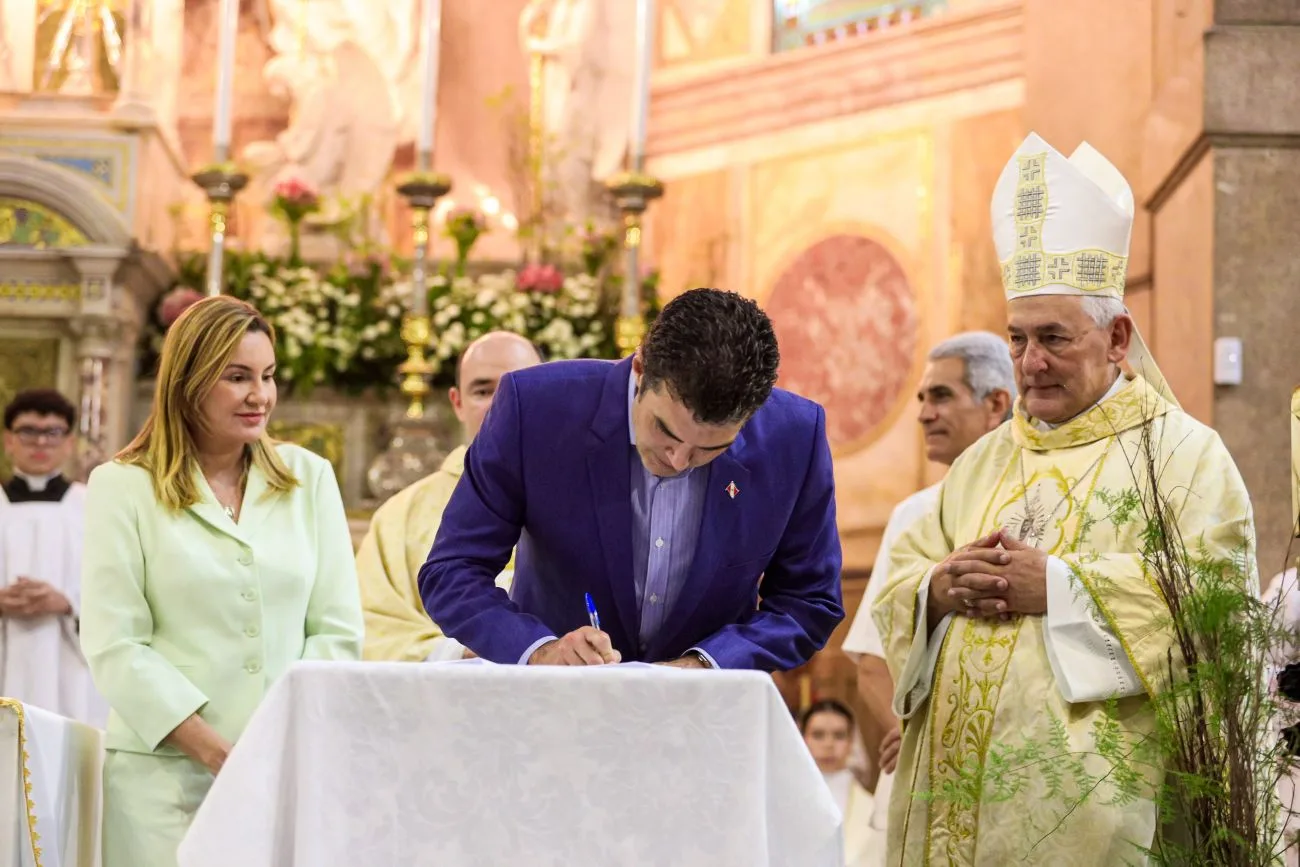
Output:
640 288 779 425
4 388 76 431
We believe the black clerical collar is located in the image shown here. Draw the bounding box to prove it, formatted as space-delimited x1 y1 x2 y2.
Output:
3 474 72 503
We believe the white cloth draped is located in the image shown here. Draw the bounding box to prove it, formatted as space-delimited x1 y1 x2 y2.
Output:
1 699 104 867
178 660 844 867
0 485 107 728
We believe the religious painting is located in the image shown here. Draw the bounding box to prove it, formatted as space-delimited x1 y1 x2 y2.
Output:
0 338 61 481
657 0 752 68
764 233 919 455
33 0 125 95
772 0 949 53
0 198 87 249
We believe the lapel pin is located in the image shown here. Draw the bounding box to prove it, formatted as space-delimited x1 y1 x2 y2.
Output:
725 481 739 499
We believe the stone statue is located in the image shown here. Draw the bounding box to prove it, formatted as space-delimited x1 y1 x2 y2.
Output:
333 0 421 145
519 0 637 226
242 34 398 225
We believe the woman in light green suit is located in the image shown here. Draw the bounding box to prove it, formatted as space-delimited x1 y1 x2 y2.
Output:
80 296 364 867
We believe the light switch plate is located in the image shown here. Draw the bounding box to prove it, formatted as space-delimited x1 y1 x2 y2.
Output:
1213 337 1243 385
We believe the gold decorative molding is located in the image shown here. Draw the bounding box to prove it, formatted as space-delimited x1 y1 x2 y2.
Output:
268 420 345 482
0 281 81 304
0 337 62 479
0 137 133 215
647 0 1023 158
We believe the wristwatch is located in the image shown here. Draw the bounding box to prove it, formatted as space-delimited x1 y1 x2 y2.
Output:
686 650 714 669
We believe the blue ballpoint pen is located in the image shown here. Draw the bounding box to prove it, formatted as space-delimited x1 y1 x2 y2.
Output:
584 593 601 631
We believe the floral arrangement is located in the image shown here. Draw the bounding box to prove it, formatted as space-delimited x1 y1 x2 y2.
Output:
270 176 320 263
419 267 607 377
157 286 204 328
146 178 661 396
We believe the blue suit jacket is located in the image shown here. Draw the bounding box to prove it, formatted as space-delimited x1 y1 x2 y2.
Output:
418 357 844 670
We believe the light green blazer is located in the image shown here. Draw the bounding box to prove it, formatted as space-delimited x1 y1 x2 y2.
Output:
79 444 364 755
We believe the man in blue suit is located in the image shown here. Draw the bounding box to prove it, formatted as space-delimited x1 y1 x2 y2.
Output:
419 288 843 670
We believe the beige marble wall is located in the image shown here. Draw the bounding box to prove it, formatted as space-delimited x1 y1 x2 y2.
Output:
1202 2 1300 576
948 108 1025 336
1212 147 1300 577
1021 0 1300 574
646 3 1027 569
1151 153 1214 422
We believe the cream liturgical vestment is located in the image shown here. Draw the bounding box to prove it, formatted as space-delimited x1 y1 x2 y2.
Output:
0 475 107 727
873 131 1257 865
873 378 1254 864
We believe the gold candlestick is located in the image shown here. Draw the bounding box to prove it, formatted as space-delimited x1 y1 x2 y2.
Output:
604 171 664 356
191 163 248 296
394 171 452 419
366 170 455 505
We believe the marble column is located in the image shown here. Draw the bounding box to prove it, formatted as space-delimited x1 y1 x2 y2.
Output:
67 249 129 478
1202 3 1300 576
70 320 117 473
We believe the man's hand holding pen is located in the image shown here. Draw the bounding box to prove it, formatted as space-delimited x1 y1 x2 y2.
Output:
527 594 621 665
527 627 622 665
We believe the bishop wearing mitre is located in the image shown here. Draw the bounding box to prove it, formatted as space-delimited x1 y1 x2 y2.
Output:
0 389 106 727
873 133 1255 864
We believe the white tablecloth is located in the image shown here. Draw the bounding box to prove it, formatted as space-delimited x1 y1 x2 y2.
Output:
178 660 842 867
0 699 102 867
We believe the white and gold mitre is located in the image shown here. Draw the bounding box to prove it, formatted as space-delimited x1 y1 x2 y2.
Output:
992 132 1133 300
991 132 1179 407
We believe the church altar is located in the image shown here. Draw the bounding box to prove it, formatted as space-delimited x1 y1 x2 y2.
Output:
176 661 844 867
0 699 103 867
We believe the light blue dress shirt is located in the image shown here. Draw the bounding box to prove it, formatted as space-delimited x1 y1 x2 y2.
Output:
516 373 714 664
627 373 709 655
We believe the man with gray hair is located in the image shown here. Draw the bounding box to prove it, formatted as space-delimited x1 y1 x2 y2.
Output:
840 330 1015 865
873 133 1254 865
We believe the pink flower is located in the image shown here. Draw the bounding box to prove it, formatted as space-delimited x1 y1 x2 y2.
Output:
272 176 319 208
158 286 204 328
517 263 564 294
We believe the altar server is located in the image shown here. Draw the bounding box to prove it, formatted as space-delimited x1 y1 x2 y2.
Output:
802 699 875 867
874 133 1256 864
80 296 363 867
0 388 107 726
422 287 844 670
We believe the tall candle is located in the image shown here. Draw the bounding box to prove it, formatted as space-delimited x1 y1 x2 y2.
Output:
417 0 442 168
212 0 239 159
628 0 656 172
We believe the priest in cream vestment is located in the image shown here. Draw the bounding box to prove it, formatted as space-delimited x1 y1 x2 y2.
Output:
873 133 1256 865
358 332 541 661
0 389 107 727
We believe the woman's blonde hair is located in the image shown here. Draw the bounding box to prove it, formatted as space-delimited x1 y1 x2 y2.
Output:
119 295 298 510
